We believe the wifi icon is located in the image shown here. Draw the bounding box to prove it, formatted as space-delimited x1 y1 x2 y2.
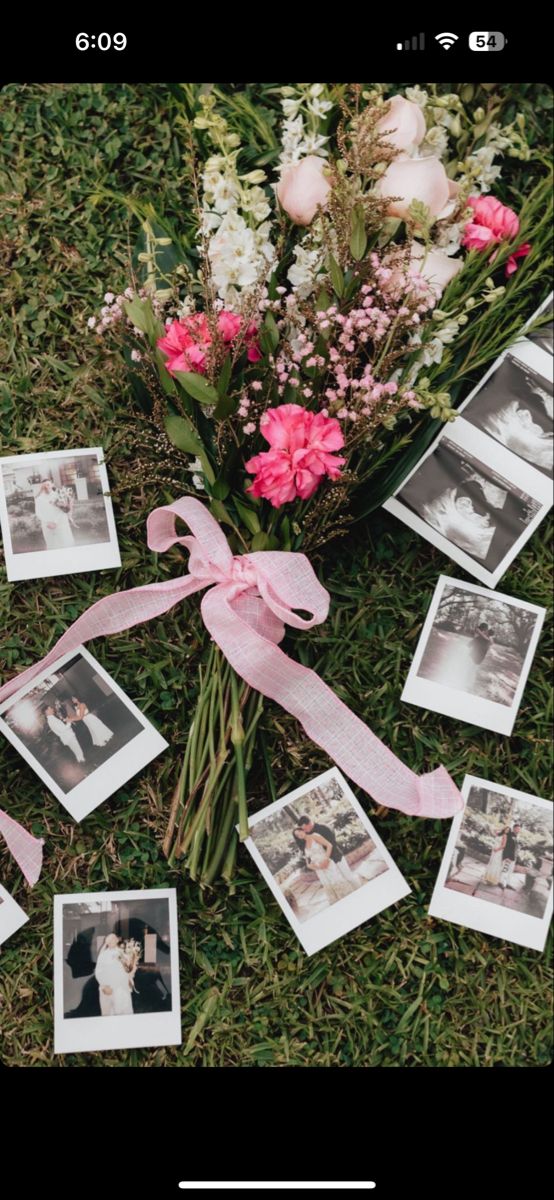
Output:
435 31 459 49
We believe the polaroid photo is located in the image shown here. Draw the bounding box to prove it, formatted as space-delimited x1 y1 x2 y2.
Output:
0 881 29 947
460 339 553 479
54 888 181 1054
242 766 410 956
429 775 553 952
0 447 121 581
401 575 546 735
0 646 168 821
384 414 552 587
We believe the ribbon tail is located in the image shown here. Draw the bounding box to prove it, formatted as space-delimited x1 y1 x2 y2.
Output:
0 575 202 704
0 809 44 886
201 588 463 819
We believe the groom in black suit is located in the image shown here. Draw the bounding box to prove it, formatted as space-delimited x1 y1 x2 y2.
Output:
501 821 522 889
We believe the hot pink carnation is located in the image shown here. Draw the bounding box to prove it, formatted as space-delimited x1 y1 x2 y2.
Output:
462 195 531 275
245 403 345 507
157 311 260 375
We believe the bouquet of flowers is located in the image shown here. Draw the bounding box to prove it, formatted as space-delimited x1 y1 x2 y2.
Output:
53 486 74 514
87 83 552 885
120 937 142 987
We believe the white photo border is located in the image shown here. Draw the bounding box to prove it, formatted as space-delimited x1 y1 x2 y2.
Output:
0 645 169 821
241 766 411 956
0 447 121 582
0 881 29 947
428 774 553 952
54 887 182 1054
401 574 546 736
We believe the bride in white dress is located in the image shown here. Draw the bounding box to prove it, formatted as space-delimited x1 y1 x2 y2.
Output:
294 828 360 904
44 704 85 763
70 697 114 747
95 934 135 1016
34 480 75 550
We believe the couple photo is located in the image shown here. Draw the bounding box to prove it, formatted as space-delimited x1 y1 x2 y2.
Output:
249 775 389 924
446 786 553 920
45 695 114 765
2 651 144 794
416 582 538 706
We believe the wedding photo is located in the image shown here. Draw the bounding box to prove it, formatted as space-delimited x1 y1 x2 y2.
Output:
429 777 553 952
0 882 29 947
462 349 553 478
396 437 541 573
402 576 545 735
54 888 182 1053
0 447 121 581
0 647 168 820
244 768 410 955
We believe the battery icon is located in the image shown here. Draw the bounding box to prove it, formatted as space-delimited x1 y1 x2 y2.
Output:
469 31 507 50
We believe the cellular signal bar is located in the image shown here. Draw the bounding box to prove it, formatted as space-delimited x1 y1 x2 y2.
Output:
396 32 425 50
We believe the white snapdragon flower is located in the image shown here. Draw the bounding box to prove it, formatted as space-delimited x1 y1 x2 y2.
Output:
287 244 325 298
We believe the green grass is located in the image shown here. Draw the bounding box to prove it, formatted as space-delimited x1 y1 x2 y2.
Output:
0 83 552 1067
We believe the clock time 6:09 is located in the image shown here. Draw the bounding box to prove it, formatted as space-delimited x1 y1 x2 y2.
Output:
76 33 127 51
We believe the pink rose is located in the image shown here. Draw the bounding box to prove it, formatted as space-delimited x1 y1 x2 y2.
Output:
245 403 345 507
375 95 426 154
461 195 531 276
375 155 451 221
276 155 331 226
409 243 463 296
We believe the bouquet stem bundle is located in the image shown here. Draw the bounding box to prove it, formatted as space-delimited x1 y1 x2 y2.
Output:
164 643 265 885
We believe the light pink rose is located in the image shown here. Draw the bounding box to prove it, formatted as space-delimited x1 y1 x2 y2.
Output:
276 155 331 226
376 155 451 221
409 243 463 296
375 95 426 154
245 403 345 507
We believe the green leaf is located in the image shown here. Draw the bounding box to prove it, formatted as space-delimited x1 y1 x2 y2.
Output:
164 414 215 485
233 496 261 535
250 531 280 551
213 392 238 421
263 309 280 351
217 354 232 399
209 499 234 526
211 478 230 501
123 296 164 345
174 371 219 405
350 206 367 261
327 253 344 298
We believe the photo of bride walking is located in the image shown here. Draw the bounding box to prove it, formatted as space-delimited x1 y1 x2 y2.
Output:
54 888 182 1054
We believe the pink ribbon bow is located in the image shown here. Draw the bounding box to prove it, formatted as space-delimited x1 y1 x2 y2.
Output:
0 497 463 824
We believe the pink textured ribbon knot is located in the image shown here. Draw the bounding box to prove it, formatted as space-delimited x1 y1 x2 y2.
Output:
0 497 463 828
